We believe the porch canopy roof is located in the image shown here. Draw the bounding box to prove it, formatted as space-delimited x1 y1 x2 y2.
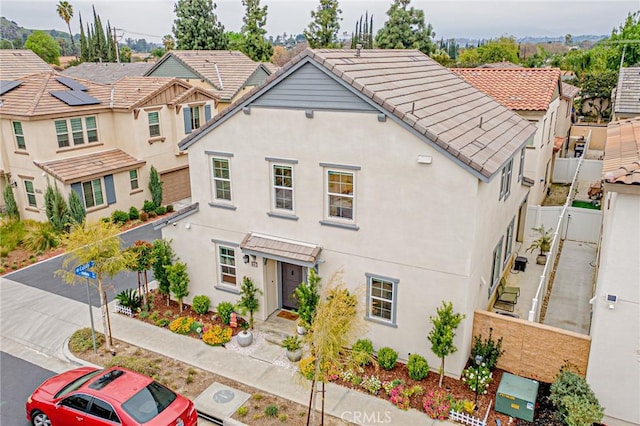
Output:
240 232 321 267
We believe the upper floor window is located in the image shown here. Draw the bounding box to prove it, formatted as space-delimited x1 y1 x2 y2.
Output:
183 104 212 134
55 116 98 148
212 158 232 202
327 170 354 220
490 237 503 296
518 147 526 182
82 178 104 208
12 121 26 150
148 111 160 137
24 180 36 207
500 159 513 200
218 246 236 286
272 164 293 211
366 274 398 326
129 170 139 191
504 218 515 264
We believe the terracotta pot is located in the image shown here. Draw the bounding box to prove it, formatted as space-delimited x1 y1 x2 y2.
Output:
286 348 303 362
237 330 253 347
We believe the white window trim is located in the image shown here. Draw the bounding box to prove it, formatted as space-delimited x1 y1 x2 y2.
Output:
82 178 105 209
490 237 503 297
500 159 513 200
55 116 98 148
325 168 356 224
271 163 295 213
218 245 237 287
365 273 398 327
23 179 36 207
211 156 233 205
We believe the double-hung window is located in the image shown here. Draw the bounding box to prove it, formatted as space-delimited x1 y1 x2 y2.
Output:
82 178 104 208
55 117 98 148
490 238 503 296
273 164 293 211
218 246 236 286
129 170 139 191
148 111 160 137
500 159 513 200
12 121 26 150
366 274 398 325
55 120 70 148
504 218 514 265
212 158 232 202
24 180 36 207
327 170 354 220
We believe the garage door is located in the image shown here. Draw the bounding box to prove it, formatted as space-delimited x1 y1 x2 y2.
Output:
160 166 191 204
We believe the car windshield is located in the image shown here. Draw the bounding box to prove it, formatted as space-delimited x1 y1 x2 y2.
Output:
121 381 177 423
54 370 104 398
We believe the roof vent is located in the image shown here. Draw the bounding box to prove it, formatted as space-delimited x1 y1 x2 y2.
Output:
355 44 362 57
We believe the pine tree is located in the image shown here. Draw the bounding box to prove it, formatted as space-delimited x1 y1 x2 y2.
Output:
152 239 175 304
241 0 273 62
375 0 435 55
3 185 19 220
173 0 228 50
304 0 342 48
79 13 88 61
148 166 163 208
106 20 116 62
350 12 373 49
68 189 85 225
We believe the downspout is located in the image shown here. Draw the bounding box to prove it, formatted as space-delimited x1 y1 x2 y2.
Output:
109 87 115 109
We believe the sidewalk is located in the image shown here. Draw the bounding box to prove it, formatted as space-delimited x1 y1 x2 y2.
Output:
70 298 457 426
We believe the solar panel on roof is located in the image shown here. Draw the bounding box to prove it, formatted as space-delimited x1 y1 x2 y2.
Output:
0 80 23 95
55 76 88 91
50 90 101 106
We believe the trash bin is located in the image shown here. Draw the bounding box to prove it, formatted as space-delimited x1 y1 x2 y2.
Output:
514 256 528 272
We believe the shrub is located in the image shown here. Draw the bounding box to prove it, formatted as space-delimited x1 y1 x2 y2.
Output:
216 301 235 325
155 206 167 216
192 295 211 314
377 347 398 370
562 394 605 426
550 365 603 425
128 206 140 220
68 189 85 225
470 328 504 370
115 289 142 310
156 319 169 327
149 312 160 321
265 405 279 417
407 354 430 380
299 356 316 380
105 355 159 377
3 185 20 220
142 200 157 213
69 328 105 352
23 221 59 253
149 166 163 208
169 316 196 334
111 210 129 224
351 338 374 366
139 211 149 222
462 364 492 394
148 211 157 218
237 406 248 417
423 390 451 420
202 325 232 346
166 204 174 213
360 375 382 395
384 381 423 410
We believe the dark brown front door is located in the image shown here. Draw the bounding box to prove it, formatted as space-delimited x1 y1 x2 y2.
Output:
282 263 303 310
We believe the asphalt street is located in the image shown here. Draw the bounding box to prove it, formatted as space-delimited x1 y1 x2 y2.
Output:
3 223 161 306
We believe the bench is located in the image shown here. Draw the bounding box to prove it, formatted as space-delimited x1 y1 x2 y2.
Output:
500 278 520 297
496 282 518 312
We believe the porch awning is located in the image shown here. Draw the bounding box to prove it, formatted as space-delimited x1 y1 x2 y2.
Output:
240 233 321 267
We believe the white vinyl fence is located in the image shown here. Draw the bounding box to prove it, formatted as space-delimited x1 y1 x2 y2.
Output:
553 158 603 184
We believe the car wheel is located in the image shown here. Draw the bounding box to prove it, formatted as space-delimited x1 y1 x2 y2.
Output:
31 410 51 426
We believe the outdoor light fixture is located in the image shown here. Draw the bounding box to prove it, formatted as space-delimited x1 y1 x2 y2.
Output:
243 254 250 264
474 354 484 410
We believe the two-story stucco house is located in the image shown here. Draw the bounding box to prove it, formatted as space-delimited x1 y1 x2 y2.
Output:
145 50 273 112
451 68 564 205
586 117 640 426
160 49 537 378
0 71 216 221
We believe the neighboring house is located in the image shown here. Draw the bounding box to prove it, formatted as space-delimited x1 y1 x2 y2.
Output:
0 49 51 80
555 82 580 155
160 49 536 378
451 67 564 205
586 117 640 425
145 50 271 111
612 66 640 121
0 71 216 221
61 62 153 84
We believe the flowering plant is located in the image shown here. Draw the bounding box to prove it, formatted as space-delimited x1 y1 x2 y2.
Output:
202 325 232 346
462 364 493 393
386 382 423 410
360 375 382 395
169 316 196 335
423 390 452 420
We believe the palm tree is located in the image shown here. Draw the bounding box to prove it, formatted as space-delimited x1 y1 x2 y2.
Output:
56 1 76 55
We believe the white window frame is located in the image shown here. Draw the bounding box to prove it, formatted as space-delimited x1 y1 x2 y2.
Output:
366 274 398 326
23 179 36 207
82 178 105 209
12 121 26 150
518 147 526 182
504 218 515 265
191 106 201 130
148 111 161 137
218 246 237 286
55 116 98 148
212 157 232 203
326 169 355 222
129 169 139 191
500 159 513 200
272 164 294 212
490 237 503 297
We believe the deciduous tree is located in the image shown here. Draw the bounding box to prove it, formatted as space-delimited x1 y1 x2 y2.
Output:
173 0 228 50
304 0 342 48
25 31 61 65
579 69 618 123
166 261 189 313
375 0 434 55
241 0 272 62
428 301 465 387
151 238 175 303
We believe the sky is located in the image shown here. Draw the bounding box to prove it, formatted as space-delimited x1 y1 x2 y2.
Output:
1 0 638 44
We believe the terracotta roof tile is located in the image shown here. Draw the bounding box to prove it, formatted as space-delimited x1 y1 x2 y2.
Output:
603 117 640 185
450 67 562 111
0 50 52 79
34 148 145 184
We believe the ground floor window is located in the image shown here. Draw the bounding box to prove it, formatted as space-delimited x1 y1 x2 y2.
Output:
23 180 36 207
490 238 503 296
366 274 398 325
218 246 236 285
82 178 104 208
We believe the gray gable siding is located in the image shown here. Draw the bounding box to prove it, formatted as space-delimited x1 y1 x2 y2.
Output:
251 63 376 112
246 67 269 87
147 56 200 79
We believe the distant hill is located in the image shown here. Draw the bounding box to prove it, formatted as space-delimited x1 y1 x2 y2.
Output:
454 34 607 48
0 16 72 45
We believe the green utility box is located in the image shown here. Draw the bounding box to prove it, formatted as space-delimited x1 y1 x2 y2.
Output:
495 372 539 422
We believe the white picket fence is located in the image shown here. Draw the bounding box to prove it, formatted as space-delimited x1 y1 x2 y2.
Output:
114 303 134 317
449 400 493 426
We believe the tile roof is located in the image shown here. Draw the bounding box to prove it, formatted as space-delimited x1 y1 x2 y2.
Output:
0 49 52 79
478 61 521 68
603 117 640 186
561 82 580 99
450 67 561 111
34 148 145 184
180 49 536 181
147 50 270 102
240 233 321 266
614 67 640 116
61 62 153 84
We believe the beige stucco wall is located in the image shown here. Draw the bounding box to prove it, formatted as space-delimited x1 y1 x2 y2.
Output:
570 123 607 151
162 107 529 378
587 190 640 425
473 311 591 383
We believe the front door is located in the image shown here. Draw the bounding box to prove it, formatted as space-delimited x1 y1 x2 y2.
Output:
281 263 303 310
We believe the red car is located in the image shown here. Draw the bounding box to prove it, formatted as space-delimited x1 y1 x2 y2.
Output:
26 366 198 426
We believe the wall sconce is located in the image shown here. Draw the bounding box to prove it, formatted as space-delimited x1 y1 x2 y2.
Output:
243 254 250 264
9 178 17 188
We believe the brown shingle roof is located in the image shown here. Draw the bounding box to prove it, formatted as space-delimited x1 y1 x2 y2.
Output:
450 67 561 111
180 49 536 180
34 148 145 184
603 117 640 186
149 50 269 101
61 62 153 84
240 233 321 266
0 49 52 79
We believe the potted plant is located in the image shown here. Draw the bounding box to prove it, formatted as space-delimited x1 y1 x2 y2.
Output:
236 322 253 347
526 225 553 264
236 276 263 346
282 335 303 362
293 269 320 335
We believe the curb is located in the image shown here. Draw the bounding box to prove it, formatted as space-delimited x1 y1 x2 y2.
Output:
62 336 102 369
